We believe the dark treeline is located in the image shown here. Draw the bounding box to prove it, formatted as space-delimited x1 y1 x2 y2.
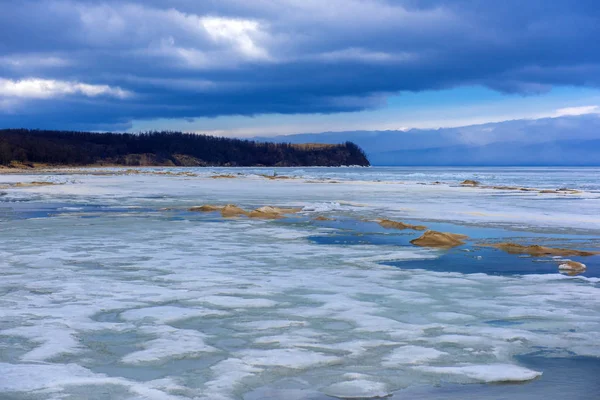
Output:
0 129 370 167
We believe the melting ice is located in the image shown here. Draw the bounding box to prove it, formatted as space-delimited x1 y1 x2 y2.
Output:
1 167 600 399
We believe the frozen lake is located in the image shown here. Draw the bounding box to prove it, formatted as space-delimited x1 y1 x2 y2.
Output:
1 167 599 399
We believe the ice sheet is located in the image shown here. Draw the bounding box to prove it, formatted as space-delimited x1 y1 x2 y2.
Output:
1 167 600 399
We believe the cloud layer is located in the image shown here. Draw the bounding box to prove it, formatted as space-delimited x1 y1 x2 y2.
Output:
259 113 600 166
1 0 600 130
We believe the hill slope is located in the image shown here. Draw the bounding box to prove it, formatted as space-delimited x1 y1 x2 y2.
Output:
0 129 369 167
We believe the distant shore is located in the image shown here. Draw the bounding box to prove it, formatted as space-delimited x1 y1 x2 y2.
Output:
0 129 370 168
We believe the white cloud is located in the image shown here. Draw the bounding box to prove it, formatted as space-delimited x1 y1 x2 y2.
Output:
0 55 70 68
554 105 599 117
147 37 212 69
201 16 270 60
118 74 217 91
0 78 131 99
1 0 600 129
75 2 128 45
135 11 272 69
314 48 416 63
71 3 272 67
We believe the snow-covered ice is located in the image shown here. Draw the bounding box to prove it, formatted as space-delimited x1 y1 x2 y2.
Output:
1 167 599 399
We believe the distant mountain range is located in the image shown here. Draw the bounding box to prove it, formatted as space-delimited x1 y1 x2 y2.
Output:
255 114 600 166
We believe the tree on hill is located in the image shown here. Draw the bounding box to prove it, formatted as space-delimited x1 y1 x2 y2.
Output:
0 129 370 167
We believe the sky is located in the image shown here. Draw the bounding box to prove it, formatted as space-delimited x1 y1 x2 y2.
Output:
1 0 600 136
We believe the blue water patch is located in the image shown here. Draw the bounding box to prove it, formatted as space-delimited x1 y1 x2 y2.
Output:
308 217 420 246
309 232 414 246
385 247 600 278
307 218 600 278
392 354 600 400
485 319 529 327
0 202 159 220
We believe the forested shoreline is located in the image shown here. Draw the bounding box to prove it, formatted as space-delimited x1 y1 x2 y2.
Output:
0 129 370 167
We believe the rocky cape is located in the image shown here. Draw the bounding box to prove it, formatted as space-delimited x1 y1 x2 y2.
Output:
0 129 370 168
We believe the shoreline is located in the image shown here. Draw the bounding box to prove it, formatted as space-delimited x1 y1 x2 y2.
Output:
0 164 372 174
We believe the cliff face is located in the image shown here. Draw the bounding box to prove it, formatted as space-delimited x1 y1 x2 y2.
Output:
0 129 370 167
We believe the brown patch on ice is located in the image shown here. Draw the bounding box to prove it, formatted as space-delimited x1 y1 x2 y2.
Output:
489 185 520 190
313 216 334 221
248 206 301 219
121 169 142 175
189 205 224 212
248 211 283 219
534 188 581 195
487 185 534 191
13 181 57 187
482 243 599 257
304 179 341 184
537 188 582 194
474 185 583 194
267 206 302 213
260 174 294 180
211 174 237 179
558 260 587 275
154 171 197 177
465 211 487 216
461 180 480 186
220 204 248 218
557 188 582 194
188 204 301 219
379 219 427 231
410 230 468 248
186 203 244 218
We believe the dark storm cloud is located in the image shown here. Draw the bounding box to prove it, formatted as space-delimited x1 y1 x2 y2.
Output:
1 0 599 130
